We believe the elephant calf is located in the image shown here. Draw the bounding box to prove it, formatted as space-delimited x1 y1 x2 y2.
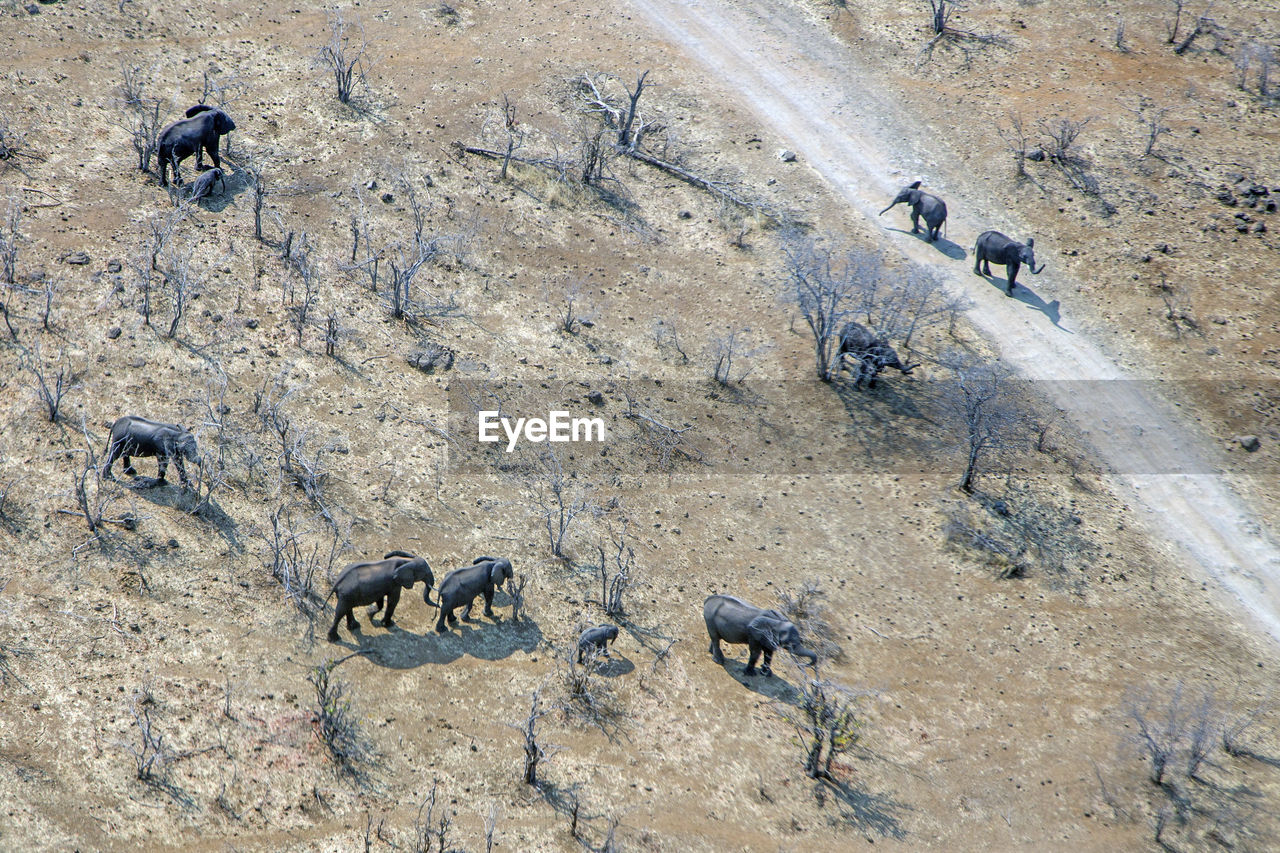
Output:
185 167 225 203
435 556 514 633
327 550 437 642
973 230 1044 296
101 415 199 488
577 625 619 662
704 594 817 677
880 180 948 243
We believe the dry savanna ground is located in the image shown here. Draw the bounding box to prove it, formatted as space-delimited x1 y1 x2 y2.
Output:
1 0 1278 851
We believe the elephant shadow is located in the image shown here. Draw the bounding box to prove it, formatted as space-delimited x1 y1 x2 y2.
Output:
592 656 635 678
884 227 966 259
983 276 1070 331
341 616 544 670
125 480 241 548
722 660 804 706
188 163 248 214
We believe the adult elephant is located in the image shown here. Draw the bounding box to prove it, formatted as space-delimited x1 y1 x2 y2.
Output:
327 550 437 642
973 230 1045 296
703 594 817 677
435 556 514 633
880 180 948 243
158 104 237 187
101 415 199 488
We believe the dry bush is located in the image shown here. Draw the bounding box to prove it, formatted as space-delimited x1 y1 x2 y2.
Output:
777 581 844 663
315 7 374 106
558 645 626 739
775 670 867 781
309 657 375 781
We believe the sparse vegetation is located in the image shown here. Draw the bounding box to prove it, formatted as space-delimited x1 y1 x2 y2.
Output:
309 657 375 780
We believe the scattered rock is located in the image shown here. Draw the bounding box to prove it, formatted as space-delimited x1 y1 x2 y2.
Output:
1026 148 1045 162
1254 221 1267 233
106 259 122 273
992 500 1010 517
63 251 90 265
380 192 394 204
167 538 179 549
107 326 122 340
579 318 594 328
25 4 40 14
365 180 378 190
777 149 797 162
245 318 259 329
408 343 455 373
586 390 604 405
1237 435 1261 452
678 210 692 219
1216 188 1237 206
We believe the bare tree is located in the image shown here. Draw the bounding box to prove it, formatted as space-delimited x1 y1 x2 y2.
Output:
498 93 523 181
917 0 1009 64
778 581 843 663
260 504 341 619
653 316 689 363
309 657 375 780
1173 7 1219 55
784 235 862 383
1128 99 1173 159
159 238 200 339
558 645 625 738
1114 18 1129 53
1235 41 1275 97
1164 0 1186 44
0 111 35 173
997 112 1034 180
708 326 763 386
596 520 636 618
22 344 76 423
118 63 168 174
316 7 373 105
938 351 1022 494
0 194 20 285
1128 684 1189 787
775 671 866 780
517 687 551 786
506 573 529 622
531 450 592 559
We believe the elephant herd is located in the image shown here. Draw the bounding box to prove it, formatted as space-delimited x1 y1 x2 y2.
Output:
879 180 1045 296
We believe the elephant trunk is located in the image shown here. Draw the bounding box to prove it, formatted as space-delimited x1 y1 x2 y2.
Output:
423 586 439 607
791 645 819 667
878 202 897 216
1031 262 1045 274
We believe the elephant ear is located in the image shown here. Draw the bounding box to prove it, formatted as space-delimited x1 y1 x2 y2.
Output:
490 560 511 585
746 615 781 651
908 180 921 189
216 111 236 133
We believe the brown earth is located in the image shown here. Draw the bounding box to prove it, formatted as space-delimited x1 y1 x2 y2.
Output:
1 1 1278 851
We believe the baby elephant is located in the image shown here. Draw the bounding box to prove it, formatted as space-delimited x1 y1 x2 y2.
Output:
185 167 225 203
880 180 948 243
101 415 199 488
577 625 619 662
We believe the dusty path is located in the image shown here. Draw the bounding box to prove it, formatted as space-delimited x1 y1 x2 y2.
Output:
629 0 1280 642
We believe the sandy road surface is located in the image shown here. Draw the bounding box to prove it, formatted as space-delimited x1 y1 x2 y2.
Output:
629 0 1280 643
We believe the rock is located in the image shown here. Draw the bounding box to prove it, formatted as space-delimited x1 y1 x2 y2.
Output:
1255 221 1267 233
408 343 455 373
63 251 90 265
107 326 122 340
1266 201 1277 213
1237 435 1261 452
991 500 1010 517
678 210 692 219
1026 148 1045 162
1216 188 1237 206
777 149 797 162
167 538 179 549
245 318 259 329
106 260 122 273
1236 223 1250 233
365 180 378 190
25 4 39 14
586 390 604 405
380 192 394 204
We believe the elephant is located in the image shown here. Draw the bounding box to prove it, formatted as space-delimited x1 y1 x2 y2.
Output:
186 167 225 203
880 180 948 242
435 556 515 633
703 594 818 677
973 231 1045 296
101 415 199 488
158 104 237 187
837 321 917 389
577 625 619 662
326 550 437 642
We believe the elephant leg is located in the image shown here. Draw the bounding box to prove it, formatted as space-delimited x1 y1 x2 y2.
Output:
435 607 451 633
708 634 726 664
155 455 170 483
744 645 761 676
209 141 221 170
327 609 345 642
175 457 190 488
761 650 774 677
367 596 384 618
382 589 401 628
122 454 137 477
973 255 982 275
482 587 497 619
1006 262 1020 295
460 599 474 622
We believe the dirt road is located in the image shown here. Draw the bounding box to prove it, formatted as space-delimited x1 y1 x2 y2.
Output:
630 0 1280 642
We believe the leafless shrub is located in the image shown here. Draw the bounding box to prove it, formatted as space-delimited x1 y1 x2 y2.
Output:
1221 697 1276 757
1036 116 1101 195
315 8 373 106
1173 6 1220 55
158 238 200 339
558 645 625 738
778 581 843 663
554 281 587 335
775 670 866 780
530 449 593 559
1 194 20 285
118 63 168 175
784 235 863 382
708 326 764 385
507 574 529 623
515 687 555 786
622 392 704 471
246 160 269 243
596 520 635 619
22 344 76 423
938 351 1024 493
996 112 1036 182
653 316 689 363
917 0 1010 66
1128 99 1173 159
1114 19 1128 53
434 2 461 26
483 804 498 852
1153 276 1200 338
1235 41 1274 98
406 781 461 853
1127 683 1211 786
0 111 35 173
309 657 375 779
1164 0 1186 44
497 93 524 181
260 504 338 619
